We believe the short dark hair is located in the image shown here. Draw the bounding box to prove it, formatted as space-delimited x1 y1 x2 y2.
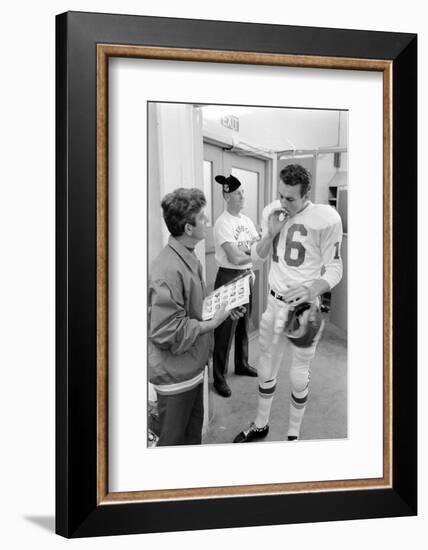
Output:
161 188 206 237
279 164 311 197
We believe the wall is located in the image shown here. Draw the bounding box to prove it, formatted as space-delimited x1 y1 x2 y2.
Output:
203 106 341 151
149 102 206 269
147 104 164 265
315 153 338 203
331 235 348 331
0 2 425 550
313 111 348 204
339 111 349 171
203 106 345 204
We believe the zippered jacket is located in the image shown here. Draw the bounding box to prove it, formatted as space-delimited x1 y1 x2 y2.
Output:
148 237 213 394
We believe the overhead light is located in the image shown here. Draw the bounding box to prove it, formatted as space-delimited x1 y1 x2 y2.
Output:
279 154 314 159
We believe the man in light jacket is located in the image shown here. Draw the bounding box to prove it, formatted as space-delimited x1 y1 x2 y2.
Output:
149 187 244 446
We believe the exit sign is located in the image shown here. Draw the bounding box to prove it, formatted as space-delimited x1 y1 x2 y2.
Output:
221 115 239 131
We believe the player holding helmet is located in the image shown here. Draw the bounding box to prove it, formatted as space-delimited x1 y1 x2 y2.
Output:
233 164 343 443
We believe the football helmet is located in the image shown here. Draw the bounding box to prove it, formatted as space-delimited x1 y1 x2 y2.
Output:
284 302 323 348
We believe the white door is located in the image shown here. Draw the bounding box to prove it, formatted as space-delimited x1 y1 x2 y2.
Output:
203 142 270 331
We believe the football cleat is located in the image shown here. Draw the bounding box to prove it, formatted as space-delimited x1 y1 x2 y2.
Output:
284 302 323 348
233 422 269 443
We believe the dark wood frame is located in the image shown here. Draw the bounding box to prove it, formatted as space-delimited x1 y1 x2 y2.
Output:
56 11 417 538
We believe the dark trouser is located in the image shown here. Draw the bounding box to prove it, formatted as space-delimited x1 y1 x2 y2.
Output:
213 268 252 386
156 383 204 446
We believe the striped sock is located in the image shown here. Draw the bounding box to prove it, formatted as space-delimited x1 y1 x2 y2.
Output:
287 387 309 439
254 379 276 428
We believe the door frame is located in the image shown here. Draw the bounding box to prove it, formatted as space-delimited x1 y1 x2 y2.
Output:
203 137 274 329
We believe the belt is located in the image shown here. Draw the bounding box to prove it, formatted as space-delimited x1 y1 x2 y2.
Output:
219 267 251 273
270 288 320 307
270 289 288 303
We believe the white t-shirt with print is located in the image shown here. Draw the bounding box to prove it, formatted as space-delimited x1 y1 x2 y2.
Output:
214 210 259 270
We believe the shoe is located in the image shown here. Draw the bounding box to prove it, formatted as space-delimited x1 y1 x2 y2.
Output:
235 365 258 377
233 422 269 443
288 435 298 441
214 381 231 398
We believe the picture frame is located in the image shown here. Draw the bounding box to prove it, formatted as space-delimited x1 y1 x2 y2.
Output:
56 11 417 538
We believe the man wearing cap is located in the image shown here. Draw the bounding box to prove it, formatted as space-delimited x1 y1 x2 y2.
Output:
212 174 259 397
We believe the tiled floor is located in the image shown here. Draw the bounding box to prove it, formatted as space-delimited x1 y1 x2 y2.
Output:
202 317 347 445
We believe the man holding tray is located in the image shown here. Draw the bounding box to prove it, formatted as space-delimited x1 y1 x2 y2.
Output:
148 188 244 446
212 174 259 398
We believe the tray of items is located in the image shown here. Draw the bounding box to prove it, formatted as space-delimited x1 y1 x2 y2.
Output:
202 273 252 320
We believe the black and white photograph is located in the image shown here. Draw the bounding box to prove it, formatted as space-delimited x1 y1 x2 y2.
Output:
147 102 348 448
106 52 385 498
0 0 421 546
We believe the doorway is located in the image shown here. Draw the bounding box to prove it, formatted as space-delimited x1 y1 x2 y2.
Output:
203 142 270 332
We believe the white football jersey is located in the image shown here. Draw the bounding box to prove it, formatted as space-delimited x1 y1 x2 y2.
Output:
261 200 343 293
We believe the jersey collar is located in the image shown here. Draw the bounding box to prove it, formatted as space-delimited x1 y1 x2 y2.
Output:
296 200 312 216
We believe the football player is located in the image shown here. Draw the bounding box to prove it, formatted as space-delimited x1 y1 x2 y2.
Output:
233 164 343 443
